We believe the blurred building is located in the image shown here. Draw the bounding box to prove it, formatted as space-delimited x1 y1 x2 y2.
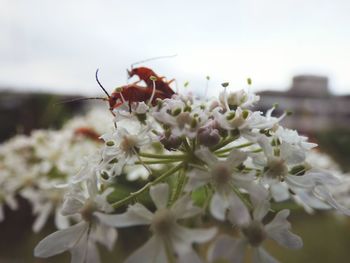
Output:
257 75 350 133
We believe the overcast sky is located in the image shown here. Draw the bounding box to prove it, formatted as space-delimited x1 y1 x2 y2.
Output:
1 0 350 96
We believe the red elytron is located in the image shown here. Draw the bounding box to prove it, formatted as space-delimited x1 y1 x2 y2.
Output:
127 66 175 97
108 83 169 111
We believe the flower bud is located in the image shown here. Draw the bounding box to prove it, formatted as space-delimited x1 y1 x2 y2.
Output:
197 126 221 147
209 100 220 111
160 134 182 151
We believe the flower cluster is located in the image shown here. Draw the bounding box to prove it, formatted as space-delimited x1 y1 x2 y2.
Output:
0 108 112 230
1 81 349 263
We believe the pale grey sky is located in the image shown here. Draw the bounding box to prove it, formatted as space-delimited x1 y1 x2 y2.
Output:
1 0 350 96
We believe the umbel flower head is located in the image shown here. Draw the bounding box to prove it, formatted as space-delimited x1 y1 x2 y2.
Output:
0 71 348 263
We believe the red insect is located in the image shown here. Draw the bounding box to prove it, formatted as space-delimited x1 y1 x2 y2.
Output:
95 69 172 113
108 83 170 110
127 67 175 97
74 127 102 142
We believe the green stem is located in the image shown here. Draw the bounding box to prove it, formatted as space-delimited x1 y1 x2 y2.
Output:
164 240 176 263
231 185 253 210
170 167 187 205
111 163 184 208
210 136 237 151
139 152 186 159
202 185 213 210
135 159 182 165
216 148 262 158
191 138 197 151
182 138 192 153
214 142 255 154
250 148 263 153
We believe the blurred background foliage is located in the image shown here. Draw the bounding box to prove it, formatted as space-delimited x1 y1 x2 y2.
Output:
316 129 350 172
0 91 86 143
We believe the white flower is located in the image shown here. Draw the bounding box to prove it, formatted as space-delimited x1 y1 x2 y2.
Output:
218 88 260 110
255 135 307 201
153 98 209 139
113 101 150 121
0 178 18 222
209 202 302 263
20 178 69 232
212 106 285 142
34 179 117 263
329 175 350 212
274 127 317 151
186 147 267 222
213 107 250 131
124 164 150 181
99 123 154 177
255 136 350 215
96 183 217 262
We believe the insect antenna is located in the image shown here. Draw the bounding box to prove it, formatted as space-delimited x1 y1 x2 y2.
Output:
130 54 177 69
95 68 110 98
54 97 107 106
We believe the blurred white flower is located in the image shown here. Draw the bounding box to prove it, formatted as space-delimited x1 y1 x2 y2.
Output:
186 147 267 222
34 169 117 263
20 178 68 232
96 183 216 263
209 202 302 263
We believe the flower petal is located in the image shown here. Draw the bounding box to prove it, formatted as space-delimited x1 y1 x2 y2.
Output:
34 221 88 258
265 209 291 232
86 242 101 263
252 247 279 263
71 237 101 263
285 175 315 189
227 194 251 226
195 147 218 166
236 178 269 207
92 223 117 251
61 197 84 216
306 169 341 185
172 193 202 219
33 202 53 233
171 225 217 255
208 235 246 263
253 200 270 222
185 170 211 192
265 210 303 249
268 228 303 250
95 203 153 227
124 237 166 263
55 207 70 230
292 189 331 212
270 183 290 202
226 149 248 169
280 142 305 165
150 183 169 210
178 250 203 263
313 185 350 216
210 192 229 221
257 136 273 158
